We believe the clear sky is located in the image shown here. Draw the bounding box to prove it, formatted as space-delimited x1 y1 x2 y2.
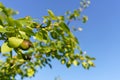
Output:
1 0 120 80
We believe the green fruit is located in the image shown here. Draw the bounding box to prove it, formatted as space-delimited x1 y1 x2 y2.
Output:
8 37 23 48
20 40 32 50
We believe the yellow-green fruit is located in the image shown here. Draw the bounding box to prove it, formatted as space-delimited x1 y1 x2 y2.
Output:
20 40 32 50
8 37 23 48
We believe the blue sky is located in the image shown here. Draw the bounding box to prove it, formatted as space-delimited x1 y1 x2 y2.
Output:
1 0 120 80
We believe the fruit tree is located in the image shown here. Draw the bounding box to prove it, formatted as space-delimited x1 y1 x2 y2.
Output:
0 0 95 79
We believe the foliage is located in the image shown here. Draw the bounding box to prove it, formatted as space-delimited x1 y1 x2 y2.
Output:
0 0 95 79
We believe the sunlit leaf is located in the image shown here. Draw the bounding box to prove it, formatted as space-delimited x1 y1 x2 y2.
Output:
61 59 66 64
73 60 79 66
19 31 29 39
0 25 7 32
48 10 57 20
88 60 95 67
27 68 34 77
57 16 64 21
48 10 55 17
79 56 85 60
1 42 13 53
82 62 89 69
59 22 70 33
21 27 34 36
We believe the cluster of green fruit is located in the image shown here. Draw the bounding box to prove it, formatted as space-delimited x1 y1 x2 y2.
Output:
8 37 33 50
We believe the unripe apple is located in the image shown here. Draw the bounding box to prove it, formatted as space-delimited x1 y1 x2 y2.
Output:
20 40 32 50
8 37 23 48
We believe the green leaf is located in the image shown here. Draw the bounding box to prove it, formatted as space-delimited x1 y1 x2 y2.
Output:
35 32 43 41
82 16 88 23
90 57 96 60
41 29 48 40
48 10 55 17
88 60 95 67
65 11 71 15
27 68 34 77
69 14 75 20
0 25 7 32
14 20 22 27
74 37 79 44
79 56 85 60
73 60 79 66
6 17 14 26
1 42 13 53
74 10 80 17
43 16 50 23
57 16 64 21
85 55 96 60
59 22 70 33
66 60 71 68
61 59 66 64
0 8 3 12
48 10 57 20
19 31 29 39
56 41 63 49
0 3 4 8
82 62 89 69
50 31 58 39
42 46 51 53
21 27 34 36
46 20 51 27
